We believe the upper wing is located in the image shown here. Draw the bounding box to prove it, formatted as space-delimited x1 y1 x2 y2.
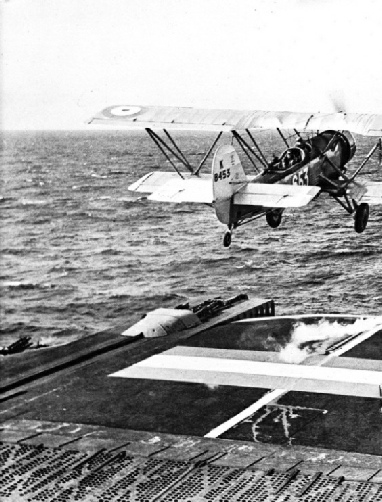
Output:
234 183 320 208
129 171 213 204
89 105 382 136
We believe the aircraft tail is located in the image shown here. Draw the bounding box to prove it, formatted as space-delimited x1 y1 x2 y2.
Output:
212 145 247 224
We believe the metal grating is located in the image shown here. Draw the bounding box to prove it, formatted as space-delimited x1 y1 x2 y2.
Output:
1 444 86 501
158 463 247 501
373 485 382 502
31 450 132 502
125 457 193 501
1 441 382 501
326 481 382 502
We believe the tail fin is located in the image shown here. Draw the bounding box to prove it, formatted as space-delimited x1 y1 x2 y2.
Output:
212 144 247 224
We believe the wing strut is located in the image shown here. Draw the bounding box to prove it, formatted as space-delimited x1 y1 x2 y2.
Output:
245 129 268 167
146 128 191 177
277 128 290 148
347 139 381 183
144 128 227 178
232 131 263 173
194 132 223 175
293 129 311 150
163 129 194 172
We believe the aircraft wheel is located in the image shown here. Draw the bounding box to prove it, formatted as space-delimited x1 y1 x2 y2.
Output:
223 231 232 247
354 203 369 233
266 210 282 228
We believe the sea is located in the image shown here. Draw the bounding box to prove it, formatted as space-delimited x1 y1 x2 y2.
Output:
1 130 381 349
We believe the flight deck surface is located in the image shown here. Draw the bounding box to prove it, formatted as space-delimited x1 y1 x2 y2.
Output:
1 299 382 501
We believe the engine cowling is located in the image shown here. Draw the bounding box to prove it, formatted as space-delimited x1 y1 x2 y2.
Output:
311 130 356 167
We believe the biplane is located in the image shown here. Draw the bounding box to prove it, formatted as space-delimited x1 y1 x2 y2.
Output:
89 105 382 247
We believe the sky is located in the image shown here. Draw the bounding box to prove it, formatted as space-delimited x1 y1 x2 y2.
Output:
1 0 382 129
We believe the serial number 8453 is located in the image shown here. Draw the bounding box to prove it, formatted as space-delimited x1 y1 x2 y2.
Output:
214 169 231 182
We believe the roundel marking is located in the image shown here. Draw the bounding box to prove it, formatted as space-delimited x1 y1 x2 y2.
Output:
110 106 141 117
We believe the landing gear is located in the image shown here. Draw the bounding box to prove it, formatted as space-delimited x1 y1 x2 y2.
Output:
223 224 235 247
266 210 283 228
354 203 369 233
329 192 371 235
223 231 232 247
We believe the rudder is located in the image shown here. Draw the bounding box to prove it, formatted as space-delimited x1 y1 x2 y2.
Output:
212 144 247 224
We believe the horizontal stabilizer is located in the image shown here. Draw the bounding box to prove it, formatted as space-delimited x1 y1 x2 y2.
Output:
233 183 320 208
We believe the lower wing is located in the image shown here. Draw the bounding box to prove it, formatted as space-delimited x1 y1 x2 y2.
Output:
129 172 213 203
234 183 321 208
347 181 382 205
129 173 320 208
360 182 382 204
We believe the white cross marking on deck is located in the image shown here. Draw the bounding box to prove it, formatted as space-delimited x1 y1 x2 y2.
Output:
204 323 382 438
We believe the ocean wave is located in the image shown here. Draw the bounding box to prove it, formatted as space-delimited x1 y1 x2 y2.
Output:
310 248 380 260
71 185 108 192
1 248 29 255
20 199 50 206
202 255 241 265
122 198 147 207
0 196 17 204
332 248 379 257
1 281 57 290
99 248 121 255
0 323 41 335
234 260 266 270
31 218 52 225
49 264 78 272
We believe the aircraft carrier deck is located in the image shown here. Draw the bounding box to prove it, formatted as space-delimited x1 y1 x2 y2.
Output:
1 295 382 501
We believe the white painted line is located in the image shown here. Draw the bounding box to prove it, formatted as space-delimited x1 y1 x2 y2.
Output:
114 354 381 386
204 389 287 438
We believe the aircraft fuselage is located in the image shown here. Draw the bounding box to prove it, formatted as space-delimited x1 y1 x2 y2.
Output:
230 130 356 225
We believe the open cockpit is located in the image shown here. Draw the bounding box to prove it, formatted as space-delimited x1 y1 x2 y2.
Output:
268 146 307 171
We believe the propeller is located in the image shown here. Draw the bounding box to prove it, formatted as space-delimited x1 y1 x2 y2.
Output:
329 91 347 114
